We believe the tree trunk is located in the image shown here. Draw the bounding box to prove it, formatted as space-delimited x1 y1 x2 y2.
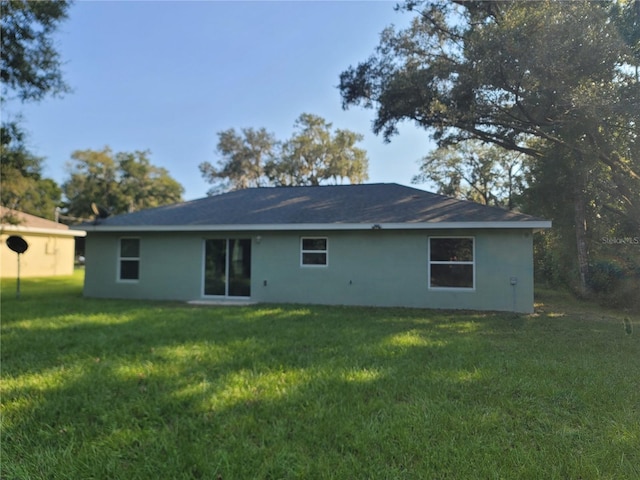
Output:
573 172 591 297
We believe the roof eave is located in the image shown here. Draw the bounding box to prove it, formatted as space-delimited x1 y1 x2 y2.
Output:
2 225 87 237
77 221 552 233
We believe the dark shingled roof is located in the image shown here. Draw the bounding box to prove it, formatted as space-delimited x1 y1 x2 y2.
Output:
84 183 547 228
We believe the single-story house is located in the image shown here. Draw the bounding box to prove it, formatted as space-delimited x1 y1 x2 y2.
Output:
1 207 86 278
74 183 550 313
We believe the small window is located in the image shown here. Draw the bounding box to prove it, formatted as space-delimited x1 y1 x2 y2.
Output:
301 237 328 266
429 237 474 289
119 238 140 281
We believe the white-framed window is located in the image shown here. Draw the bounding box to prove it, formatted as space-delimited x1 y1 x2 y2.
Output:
118 237 140 282
428 237 475 290
301 237 328 267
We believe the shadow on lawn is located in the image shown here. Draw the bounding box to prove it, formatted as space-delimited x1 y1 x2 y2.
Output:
2 299 505 477
3 288 639 478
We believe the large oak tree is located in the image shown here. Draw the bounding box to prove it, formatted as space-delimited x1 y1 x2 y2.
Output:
339 0 639 295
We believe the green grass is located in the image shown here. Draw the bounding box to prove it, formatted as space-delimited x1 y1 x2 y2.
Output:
2 271 639 479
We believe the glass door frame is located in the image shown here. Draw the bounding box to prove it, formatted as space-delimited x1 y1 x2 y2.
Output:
202 238 252 298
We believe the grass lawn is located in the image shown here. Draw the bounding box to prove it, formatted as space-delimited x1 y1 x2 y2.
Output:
1 271 639 479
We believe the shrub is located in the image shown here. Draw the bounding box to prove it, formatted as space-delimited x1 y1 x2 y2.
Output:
587 257 640 310
587 259 625 293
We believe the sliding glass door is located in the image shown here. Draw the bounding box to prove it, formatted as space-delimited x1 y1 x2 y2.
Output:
204 238 251 297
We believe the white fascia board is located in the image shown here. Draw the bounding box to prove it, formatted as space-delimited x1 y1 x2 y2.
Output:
1 225 87 237
78 220 551 233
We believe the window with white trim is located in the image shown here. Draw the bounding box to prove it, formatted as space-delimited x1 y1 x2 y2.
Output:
301 237 328 266
429 237 474 289
118 238 140 281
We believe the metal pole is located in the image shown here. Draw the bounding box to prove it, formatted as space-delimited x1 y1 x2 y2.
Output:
16 253 21 299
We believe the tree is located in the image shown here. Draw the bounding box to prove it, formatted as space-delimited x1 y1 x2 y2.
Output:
266 114 369 187
412 140 527 209
199 128 277 193
1 0 72 102
63 147 184 218
200 114 369 193
612 0 640 78
523 137 640 301
339 0 640 296
117 151 185 212
1 0 72 221
0 121 62 221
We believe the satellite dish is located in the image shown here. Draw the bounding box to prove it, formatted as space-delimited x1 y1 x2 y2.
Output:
7 235 28 254
6 235 28 299
91 202 110 218
91 202 111 220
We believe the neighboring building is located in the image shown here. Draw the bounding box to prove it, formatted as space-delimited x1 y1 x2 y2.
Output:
1 208 86 278
74 183 551 313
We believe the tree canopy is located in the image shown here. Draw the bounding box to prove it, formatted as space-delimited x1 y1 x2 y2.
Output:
0 122 61 221
340 0 639 297
266 114 368 187
63 148 184 218
200 113 369 193
199 128 276 192
1 0 72 222
1 0 72 102
413 140 527 210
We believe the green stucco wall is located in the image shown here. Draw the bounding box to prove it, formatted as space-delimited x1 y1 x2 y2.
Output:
83 228 535 312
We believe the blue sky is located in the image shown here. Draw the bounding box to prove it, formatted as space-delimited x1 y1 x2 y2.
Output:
5 1 436 201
